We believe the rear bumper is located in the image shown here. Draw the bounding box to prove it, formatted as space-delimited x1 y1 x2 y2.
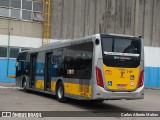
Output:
93 84 144 100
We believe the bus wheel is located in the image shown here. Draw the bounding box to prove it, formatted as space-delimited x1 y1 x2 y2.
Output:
56 82 66 103
22 79 27 91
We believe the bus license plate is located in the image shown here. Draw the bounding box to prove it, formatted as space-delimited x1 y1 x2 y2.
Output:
118 84 126 89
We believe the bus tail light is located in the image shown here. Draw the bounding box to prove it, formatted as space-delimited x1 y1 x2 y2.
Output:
138 69 144 88
96 66 104 88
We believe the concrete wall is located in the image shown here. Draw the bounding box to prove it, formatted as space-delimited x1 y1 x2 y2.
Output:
51 0 160 47
0 58 16 82
0 34 42 48
144 46 160 87
0 18 42 38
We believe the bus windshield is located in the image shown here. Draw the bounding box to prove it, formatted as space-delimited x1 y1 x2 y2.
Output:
16 51 29 77
17 51 28 61
101 36 141 68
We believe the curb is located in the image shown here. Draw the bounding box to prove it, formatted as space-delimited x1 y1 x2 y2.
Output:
144 87 160 90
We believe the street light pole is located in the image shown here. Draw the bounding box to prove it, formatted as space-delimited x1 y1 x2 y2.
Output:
6 30 10 77
0 27 12 77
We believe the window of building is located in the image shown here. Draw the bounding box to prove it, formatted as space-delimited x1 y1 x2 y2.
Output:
0 0 43 21
0 0 10 7
33 1 42 12
22 0 32 10
33 12 43 21
11 9 20 19
10 47 19 58
0 8 9 17
11 0 21 8
0 47 7 57
22 10 32 20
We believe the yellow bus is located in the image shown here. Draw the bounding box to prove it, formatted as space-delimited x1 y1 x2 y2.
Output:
16 34 144 102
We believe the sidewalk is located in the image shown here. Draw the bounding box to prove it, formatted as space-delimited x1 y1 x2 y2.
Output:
0 83 16 87
145 87 160 90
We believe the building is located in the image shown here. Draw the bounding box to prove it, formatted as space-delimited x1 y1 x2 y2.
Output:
0 0 43 82
0 0 160 87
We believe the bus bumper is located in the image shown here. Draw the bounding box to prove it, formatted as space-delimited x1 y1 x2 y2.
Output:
93 85 144 100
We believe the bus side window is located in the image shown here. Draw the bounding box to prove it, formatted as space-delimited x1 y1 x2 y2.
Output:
51 49 63 77
79 42 93 79
63 42 93 79
63 46 77 78
25 62 30 74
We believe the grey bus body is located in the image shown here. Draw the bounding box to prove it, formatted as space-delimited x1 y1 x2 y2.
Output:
16 34 144 102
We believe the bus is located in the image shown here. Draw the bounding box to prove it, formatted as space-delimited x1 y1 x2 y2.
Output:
16 34 144 102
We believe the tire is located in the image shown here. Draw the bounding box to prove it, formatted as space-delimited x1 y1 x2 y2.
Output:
56 82 67 103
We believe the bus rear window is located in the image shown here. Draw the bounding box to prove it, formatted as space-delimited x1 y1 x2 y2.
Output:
101 37 141 55
101 36 141 68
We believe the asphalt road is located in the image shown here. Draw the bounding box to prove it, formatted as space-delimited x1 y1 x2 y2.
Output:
0 83 160 120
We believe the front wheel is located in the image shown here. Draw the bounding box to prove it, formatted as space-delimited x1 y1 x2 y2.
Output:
56 82 67 103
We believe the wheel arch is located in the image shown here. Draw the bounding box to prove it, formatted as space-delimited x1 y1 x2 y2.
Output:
56 79 65 92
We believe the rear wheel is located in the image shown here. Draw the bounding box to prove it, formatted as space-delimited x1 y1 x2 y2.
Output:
56 82 67 103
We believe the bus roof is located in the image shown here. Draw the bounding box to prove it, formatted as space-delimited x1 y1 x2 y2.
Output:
29 33 142 53
100 33 141 38
29 35 93 53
